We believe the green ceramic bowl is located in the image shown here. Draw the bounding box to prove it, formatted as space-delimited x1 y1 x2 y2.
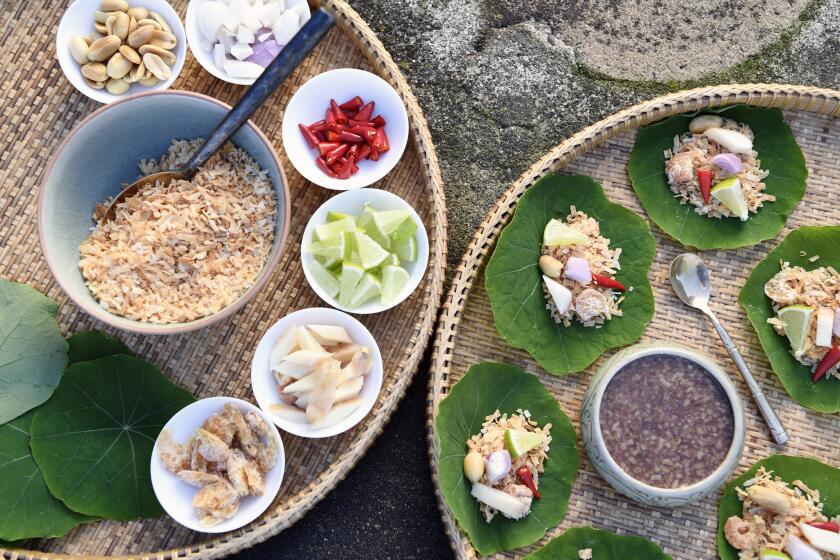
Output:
38 90 290 335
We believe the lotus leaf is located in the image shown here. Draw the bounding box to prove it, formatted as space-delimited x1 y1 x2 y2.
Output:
524 526 671 559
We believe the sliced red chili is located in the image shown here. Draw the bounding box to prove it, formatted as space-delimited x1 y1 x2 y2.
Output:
592 273 626 291
368 148 380 161
315 157 338 178
808 521 840 533
371 128 390 153
337 156 354 179
356 143 371 161
298 124 319 149
340 131 364 143
348 119 375 128
317 142 341 156
324 143 349 166
325 130 341 142
308 119 326 132
330 99 347 126
370 115 386 128
515 466 540 499
814 345 840 382
355 101 375 122
338 96 363 111
695 167 712 204
346 144 359 163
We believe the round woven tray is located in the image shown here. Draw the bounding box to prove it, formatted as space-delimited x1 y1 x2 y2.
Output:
427 84 840 559
0 0 446 558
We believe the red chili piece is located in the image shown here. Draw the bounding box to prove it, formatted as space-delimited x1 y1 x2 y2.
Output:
340 131 364 143
695 167 712 204
330 99 347 126
808 521 840 533
337 157 354 179
348 119 375 128
814 345 840 382
356 143 371 161
371 128 390 153
325 144 349 165
370 115 386 128
592 273 626 291
298 124 319 149
355 101 375 122
338 96 363 111
317 142 341 156
325 130 340 142
315 157 338 178
308 119 326 132
515 466 540 499
368 148 380 161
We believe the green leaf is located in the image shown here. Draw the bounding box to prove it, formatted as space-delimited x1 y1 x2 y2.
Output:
524 526 672 560
485 174 656 375
738 226 840 413
435 362 580 556
68 331 132 365
0 279 68 424
0 410 93 541
718 455 840 560
628 104 807 250
30 354 195 520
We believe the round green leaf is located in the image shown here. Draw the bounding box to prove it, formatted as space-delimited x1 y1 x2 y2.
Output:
435 362 580 556
718 455 840 560
0 410 93 541
738 226 840 413
67 331 132 365
524 526 672 559
485 174 656 375
0 279 68 424
30 354 196 520
628 104 807 250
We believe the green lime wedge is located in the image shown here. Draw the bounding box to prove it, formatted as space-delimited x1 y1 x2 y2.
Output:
327 211 354 223
373 209 411 236
503 428 545 459
543 219 589 247
760 550 791 560
384 253 400 267
308 259 340 298
349 273 382 308
305 231 351 261
389 217 418 245
316 255 341 270
711 177 749 221
777 304 815 355
352 231 389 270
315 217 356 241
339 261 365 307
392 235 418 263
356 203 376 233
382 265 410 303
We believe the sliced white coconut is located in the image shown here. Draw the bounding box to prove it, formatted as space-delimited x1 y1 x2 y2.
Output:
703 127 753 154
785 534 824 560
342 347 373 379
833 307 840 337
269 328 297 366
296 376 363 408
269 402 307 423
307 324 353 345
800 522 840 554
272 10 299 44
688 115 723 134
212 42 227 68
816 307 834 347
198 0 229 41
310 396 363 429
295 326 325 352
272 359 314 379
283 349 331 366
230 42 254 60
543 275 572 314
470 483 531 520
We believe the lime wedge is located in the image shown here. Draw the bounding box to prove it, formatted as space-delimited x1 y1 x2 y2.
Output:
504 429 545 459
382 265 410 303
711 177 749 221
339 261 365 307
384 253 400 267
543 219 588 247
373 209 411 236
327 211 354 223
308 259 340 298
349 273 382 308
315 217 356 241
316 255 340 270
352 231 389 270
777 305 815 355
305 231 351 261
392 235 418 263
389 217 417 245
356 203 376 233
760 550 791 560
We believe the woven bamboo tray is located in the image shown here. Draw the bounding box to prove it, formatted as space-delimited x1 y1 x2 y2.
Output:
427 84 840 560
0 0 446 557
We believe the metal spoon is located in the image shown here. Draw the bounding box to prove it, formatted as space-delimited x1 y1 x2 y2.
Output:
102 9 335 221
670 253 789 446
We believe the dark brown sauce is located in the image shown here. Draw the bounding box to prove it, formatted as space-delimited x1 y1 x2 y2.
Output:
599 353 735 488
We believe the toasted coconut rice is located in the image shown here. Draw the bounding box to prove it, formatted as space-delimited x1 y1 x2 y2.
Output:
578 550 593 560
466 409 551 523
723 467 839 560
664 118 773 219
79 139 277 324
541 208 624 328
765 261 840 379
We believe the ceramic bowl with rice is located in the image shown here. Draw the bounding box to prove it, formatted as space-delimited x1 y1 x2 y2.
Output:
38 91 290 335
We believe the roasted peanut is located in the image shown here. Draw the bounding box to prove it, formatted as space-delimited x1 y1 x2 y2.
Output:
149 11 171 33
119 44 141 64
84 77 106 89
94 21 108 34
127 25 155 48
105 13 116 35
149 30 176 50
111 11 130 40
68 35 90 64
127 60 146 82
93 10 112 23
137 17 163 31
138 74 159 87
106 52 132 79
100 0 128 12
81 62 107 82
143 52 171 80
87 34 120 61
539 255 564 278
138 44 175 66
105 77 130 94
463 452 484 483
126 6 148 20
128 15 138 35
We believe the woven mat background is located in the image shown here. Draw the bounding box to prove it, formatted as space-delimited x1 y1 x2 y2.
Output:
0 0 447 557
429 90 840 560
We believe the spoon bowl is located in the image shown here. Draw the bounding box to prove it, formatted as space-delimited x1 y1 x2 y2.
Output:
670 253 712 310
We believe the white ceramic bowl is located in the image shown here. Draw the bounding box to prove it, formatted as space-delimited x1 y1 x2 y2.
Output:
150 397 285 533
581 342 745 508
56 0 187 104
251 307 384 438
281 68 409 190
300 189 429 314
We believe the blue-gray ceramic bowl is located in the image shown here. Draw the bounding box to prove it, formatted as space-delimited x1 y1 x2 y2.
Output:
38 90 290 335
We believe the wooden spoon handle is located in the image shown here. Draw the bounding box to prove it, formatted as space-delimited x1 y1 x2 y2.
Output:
183 9 335 175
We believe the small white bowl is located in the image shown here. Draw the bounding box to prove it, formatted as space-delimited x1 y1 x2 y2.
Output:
56 0 187 104
150 397 285 533
300 189 429 314
251 307 384 438
281 68 409 190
